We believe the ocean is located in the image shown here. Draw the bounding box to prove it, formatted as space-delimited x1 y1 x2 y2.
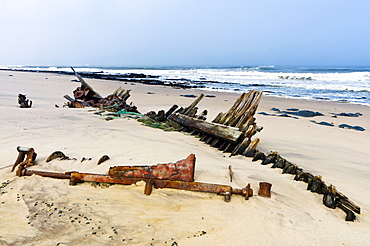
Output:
2 65 370 106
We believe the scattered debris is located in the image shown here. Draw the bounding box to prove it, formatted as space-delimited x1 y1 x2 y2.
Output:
46 151 72 162
18 94 32 108
97 155 110 165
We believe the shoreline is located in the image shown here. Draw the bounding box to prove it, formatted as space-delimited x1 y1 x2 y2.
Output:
1 70 370 245
2 67 370 107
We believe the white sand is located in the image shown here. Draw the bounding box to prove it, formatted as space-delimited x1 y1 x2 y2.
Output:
1 70 370 245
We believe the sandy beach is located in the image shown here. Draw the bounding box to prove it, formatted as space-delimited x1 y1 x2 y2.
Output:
1 70 370 246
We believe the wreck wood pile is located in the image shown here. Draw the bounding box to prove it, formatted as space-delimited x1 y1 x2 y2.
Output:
168 90 263 156
64 67 139 113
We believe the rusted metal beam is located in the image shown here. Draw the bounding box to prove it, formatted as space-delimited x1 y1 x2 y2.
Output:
20 169 72 179
108 154 195 182
18 167 253 202
69 172 253 202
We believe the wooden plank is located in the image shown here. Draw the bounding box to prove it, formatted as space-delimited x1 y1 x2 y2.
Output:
169 113 242 143
70 66 102 98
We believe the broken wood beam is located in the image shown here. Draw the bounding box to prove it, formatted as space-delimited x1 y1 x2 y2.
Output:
70 66 102 98
169 113 243 143
183 94 204 116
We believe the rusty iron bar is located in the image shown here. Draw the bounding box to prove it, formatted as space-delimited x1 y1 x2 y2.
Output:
69 172 253 202
18 169 253 202
20 169 72 179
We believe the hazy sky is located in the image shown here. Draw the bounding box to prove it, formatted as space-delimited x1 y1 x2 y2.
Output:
1 0 369 67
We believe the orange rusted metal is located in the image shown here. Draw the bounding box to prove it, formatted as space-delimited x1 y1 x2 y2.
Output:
258 182 272 198
12 146 37 175
69 172 253 202
14 152 254 202
108 154 195 182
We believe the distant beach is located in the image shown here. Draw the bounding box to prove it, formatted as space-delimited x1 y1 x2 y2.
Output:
2 65 370 106
1 69 370 245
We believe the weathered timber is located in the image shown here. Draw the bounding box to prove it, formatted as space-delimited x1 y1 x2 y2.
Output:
71 66 102 99
252 151 266 162
169 113 243 143
336 191 361 214
183 94 204 116
243 138 260 157
228 165 233 182
231 136 250 156
165 104 179 118
215 93 248 125
261 151 279 165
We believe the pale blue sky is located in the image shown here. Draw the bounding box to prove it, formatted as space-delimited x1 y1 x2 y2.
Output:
0 0 369 67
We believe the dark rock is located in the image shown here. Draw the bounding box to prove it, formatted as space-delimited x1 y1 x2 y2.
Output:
286 108 299 111
335 112 362 117
339 124 365 131
287 110 324 117
258 112 271 116
310 120 334 127
180 94 197 98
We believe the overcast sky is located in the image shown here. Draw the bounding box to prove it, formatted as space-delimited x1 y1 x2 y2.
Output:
1 0 369 67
